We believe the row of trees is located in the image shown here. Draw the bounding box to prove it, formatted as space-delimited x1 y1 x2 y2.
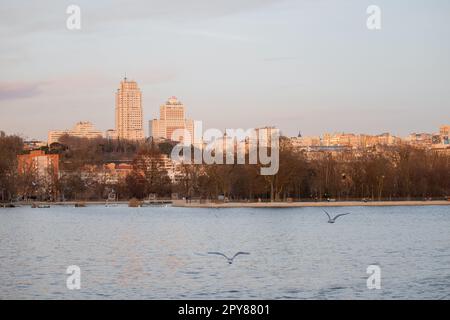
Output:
1 133 449 202
172 140 450 201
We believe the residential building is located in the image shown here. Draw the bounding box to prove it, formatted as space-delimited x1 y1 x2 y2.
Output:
17 150 59 178
440 125 449 145
115 78 144 140
105 129 118 140
440 125 450 136
149 96 195 144
48 121 103 144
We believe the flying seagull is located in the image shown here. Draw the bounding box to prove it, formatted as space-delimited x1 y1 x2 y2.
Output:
322 209 350 224
208 252 250 264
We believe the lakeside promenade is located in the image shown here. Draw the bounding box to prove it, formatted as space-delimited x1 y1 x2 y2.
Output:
171 200 450 208
2 200 449 208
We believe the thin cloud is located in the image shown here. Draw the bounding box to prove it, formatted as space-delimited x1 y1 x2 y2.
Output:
0 0 287 36
0 82 42 101
264 56 298 62
176 29 250 42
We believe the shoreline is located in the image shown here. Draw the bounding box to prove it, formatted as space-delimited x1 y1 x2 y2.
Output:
2 200 449 208
171 200 450 208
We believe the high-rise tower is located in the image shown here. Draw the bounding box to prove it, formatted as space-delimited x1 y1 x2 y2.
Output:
115 78 144 140
149 96 194 144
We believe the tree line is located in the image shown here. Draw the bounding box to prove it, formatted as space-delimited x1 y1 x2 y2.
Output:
1 133 449 202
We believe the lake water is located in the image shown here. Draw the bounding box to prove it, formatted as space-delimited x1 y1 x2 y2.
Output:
1 205 449 299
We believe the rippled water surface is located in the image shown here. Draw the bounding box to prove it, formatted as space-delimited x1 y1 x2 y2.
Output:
1 205 450 299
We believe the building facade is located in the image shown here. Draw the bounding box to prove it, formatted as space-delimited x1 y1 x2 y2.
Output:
48 121 103 145
440 125 450 145
149 96 194 144
440 125 450 136
115 78 144 140
17 150 59 179
105 129 118 140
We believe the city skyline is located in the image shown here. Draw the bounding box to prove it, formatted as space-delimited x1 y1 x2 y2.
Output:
3 74 450 143
3 72 449 147
2 1 450 305
1 0 450 140
38 76 450 147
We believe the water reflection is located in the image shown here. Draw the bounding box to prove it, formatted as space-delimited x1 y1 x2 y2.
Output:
0 205 449 299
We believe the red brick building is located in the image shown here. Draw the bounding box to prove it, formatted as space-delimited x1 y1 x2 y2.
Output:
17 150 59 178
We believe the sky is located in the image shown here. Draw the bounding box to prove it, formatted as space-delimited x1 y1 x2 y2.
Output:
0 0 449 140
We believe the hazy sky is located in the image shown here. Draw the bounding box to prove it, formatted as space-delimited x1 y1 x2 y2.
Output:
1 0 449 140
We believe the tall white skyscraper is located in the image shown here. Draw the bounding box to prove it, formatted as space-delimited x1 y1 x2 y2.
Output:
115 78 144 140
149 96 195 144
